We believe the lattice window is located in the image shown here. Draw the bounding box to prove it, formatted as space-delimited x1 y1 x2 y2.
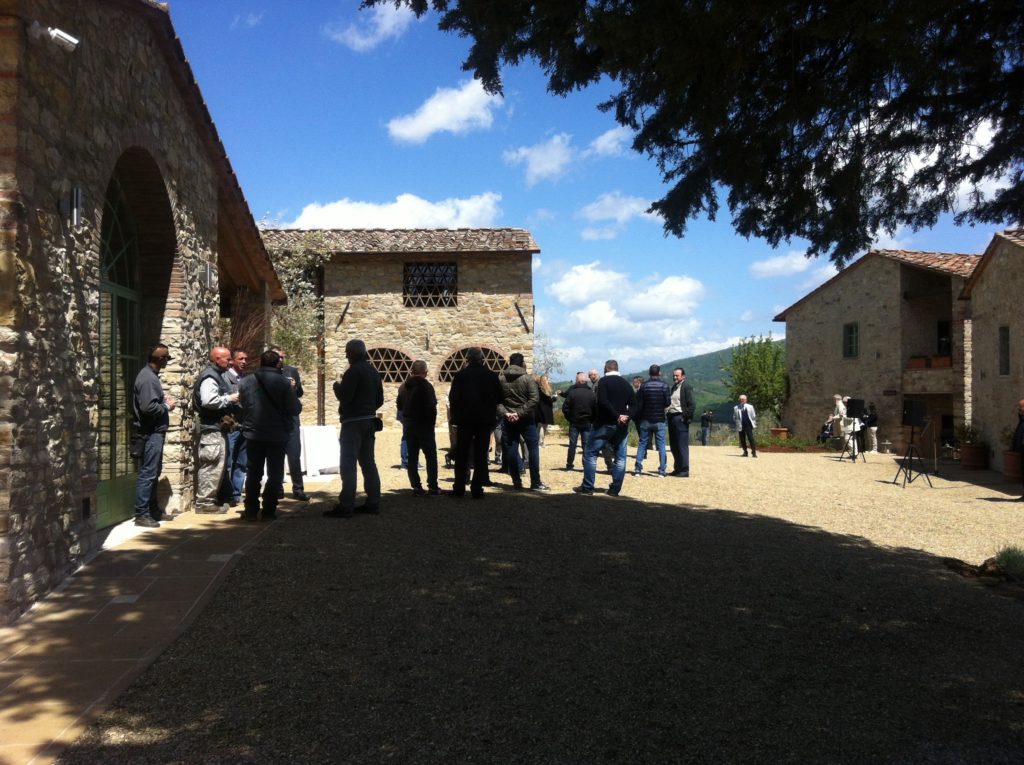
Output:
404 262 457 307
438 347 508 382
366 347 414 383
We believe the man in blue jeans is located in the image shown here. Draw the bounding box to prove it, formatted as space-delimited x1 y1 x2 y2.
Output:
633 364 671 477
131 344 177 527
561 371 596 471
499 353 550 491
325 339 384 517
574 359 636 496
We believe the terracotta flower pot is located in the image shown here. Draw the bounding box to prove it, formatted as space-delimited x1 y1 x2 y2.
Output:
1003 450 1022 482
959 443 988 470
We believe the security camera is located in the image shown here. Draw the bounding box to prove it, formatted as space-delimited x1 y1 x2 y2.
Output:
48 27 79 52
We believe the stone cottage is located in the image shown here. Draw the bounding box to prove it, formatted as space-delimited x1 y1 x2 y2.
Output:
774 249 980 457
959 229 1024 471
260 228 539 428
0 0 283 621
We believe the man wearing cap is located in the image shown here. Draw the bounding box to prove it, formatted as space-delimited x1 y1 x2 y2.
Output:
131 344 176 527
325 339 384 517
633 364 672 477
193 346 238 513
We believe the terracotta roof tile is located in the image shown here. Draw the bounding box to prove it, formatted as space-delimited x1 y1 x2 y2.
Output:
872 249 981 278
261 228 540 254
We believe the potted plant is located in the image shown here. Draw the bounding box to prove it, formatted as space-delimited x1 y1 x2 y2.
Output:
930 355 952 368
956 423 988 470
908 355 928 369
1002 426 1022 482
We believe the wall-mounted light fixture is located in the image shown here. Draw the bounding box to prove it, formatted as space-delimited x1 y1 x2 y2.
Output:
27 20 80 52
59 186 83 227
204 262 216 290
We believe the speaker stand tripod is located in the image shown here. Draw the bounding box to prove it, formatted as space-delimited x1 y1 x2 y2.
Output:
838 421 866 463
892 422 934 488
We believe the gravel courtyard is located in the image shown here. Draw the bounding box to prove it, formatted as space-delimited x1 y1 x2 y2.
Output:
59 431 1024 763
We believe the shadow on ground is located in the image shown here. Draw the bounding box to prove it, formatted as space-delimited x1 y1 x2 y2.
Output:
57 488 1024 764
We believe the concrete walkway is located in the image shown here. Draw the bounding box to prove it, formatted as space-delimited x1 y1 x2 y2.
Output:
0 508 276 765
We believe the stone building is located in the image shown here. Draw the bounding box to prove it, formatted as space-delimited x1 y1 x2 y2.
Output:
0 0 283 621
261 228 539 427
774 249 980 456
959 229 1024 471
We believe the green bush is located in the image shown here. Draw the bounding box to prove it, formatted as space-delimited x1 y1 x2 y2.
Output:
995 545 1024 581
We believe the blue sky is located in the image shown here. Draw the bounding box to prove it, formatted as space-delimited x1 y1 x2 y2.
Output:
168 1 1002 373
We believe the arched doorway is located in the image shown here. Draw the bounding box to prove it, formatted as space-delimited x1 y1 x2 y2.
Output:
96 150 177 528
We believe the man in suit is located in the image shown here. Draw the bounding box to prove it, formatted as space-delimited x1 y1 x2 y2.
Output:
271 345 309 501
734 394 758 458
667 367 697 476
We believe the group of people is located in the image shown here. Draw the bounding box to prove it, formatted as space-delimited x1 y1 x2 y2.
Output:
820 394 880 456
132 343 308 527
132 338 765 524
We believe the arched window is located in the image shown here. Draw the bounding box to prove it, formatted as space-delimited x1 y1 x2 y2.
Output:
438 347 508 382
366 347 414 383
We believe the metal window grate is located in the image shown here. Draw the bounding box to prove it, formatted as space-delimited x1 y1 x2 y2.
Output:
367 347 415 383
403 262 457 307
438 347 508 382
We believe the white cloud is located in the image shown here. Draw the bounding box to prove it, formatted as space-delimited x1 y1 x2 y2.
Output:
576 191 658 240
323 4 416 52
532 256 542 271
870 225 912 251
584 126 632 158
749 250 814 279
796 263 840 291
580 226 619 241
740 310 754 321
503 133 575 186
548 262 628 307
287 192 502 229
231 11 265 30
388 80 503 144
622 276 704 320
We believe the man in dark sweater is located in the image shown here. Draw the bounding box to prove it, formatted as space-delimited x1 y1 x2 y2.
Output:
575 359 636 496
271 345 309 502
238 350 302 521
561 371 596 471
449 347 504 498
131 344 177 527
399 360 441 496
325 339 385 517
633 364 672 477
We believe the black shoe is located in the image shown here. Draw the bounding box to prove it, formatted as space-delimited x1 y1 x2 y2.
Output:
260 513 277 521
354 504 380 515
565 464 574 471
134 516 159 528
471 490 484 499
448 490 466 498
572 486 594 495
229 498 240 507
411 487 426 496
323 505 353 518
531 483 551 492
512 484 526 491
277 490 285 499
292 491 310 502
427 488 443 496
741 452 749 457
672 471 690 477
606 489 621 497
752 453 758 458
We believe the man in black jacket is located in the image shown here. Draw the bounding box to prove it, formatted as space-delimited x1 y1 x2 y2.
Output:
271 345 309 502
667 367 697 476
238 350 302 521
399 360 441 496
561 372 596 471
633 364 672 477
131 344 177 527
499 352 549 491
325 339 384 517
575 360 635 496
449 347 504 498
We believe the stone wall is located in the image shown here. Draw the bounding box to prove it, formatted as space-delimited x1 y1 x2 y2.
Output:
321 252 534 428
0 0 225 622
968 238 1024 470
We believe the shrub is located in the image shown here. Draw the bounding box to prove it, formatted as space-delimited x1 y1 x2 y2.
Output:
995 545 1024 581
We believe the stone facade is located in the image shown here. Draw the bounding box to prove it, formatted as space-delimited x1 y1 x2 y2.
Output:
0 0 281 622
775 250 979 456
262 229 539 428
960 230 1024 470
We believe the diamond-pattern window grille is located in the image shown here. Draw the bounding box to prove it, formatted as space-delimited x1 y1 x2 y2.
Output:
367 347 415 383
403 262 457 307
438 347 508 382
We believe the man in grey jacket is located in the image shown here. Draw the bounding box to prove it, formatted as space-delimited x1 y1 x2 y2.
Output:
325 339 385 517
499 353 549 492
734 394 758 458
131 344 177 527
238 350 302 520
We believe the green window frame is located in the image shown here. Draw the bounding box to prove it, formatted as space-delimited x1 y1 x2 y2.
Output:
842 322 859 359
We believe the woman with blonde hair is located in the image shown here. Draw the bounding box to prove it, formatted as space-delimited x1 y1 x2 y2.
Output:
535 374 555 447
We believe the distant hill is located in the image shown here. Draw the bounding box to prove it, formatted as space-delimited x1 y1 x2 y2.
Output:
554 341 784 423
